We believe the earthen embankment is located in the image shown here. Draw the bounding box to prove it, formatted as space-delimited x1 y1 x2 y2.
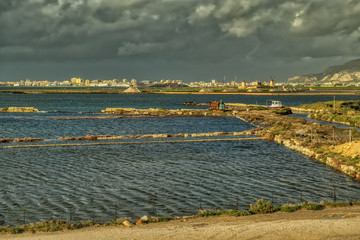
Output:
0 107 39 112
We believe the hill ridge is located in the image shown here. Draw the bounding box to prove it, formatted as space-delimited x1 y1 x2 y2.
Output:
288 59 360 85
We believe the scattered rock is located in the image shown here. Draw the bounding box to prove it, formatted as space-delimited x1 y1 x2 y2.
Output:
124 135 140 139
171 134 184 138
13 138 43 142
214 131 227 136
232 132 244 136
85 135 98 140
139 135 152 138
62 136 76 141
140 216 149 222
152 134 169 138
122 220 132 228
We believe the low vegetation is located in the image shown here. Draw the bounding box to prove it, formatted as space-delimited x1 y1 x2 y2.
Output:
2 200 359 235
299 100 360 127
271 107 292 115
0 220 99 234
199 200 360 217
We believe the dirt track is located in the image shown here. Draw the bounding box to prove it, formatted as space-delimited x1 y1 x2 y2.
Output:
2 206 360 240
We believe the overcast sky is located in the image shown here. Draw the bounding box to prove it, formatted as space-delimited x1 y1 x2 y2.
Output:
1 0 360 83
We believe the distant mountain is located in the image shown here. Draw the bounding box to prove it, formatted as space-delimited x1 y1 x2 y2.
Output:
288 59 360 85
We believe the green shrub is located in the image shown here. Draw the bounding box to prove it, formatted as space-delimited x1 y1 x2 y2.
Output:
255 106 268 111
315 148 326 154
297 118 307 124
156 108 168 112
271 107 292 115
199 210 251 217
249 199 274 214
148 217 172 223
200 210 227 217
324 201 352 207
10 227 24 234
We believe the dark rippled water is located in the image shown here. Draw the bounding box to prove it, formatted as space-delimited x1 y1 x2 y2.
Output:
1 92 360 226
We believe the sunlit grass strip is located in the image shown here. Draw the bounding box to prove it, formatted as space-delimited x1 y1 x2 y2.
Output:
1 137 263 149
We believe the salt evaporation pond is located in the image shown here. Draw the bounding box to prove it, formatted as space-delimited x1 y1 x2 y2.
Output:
1 92 360 226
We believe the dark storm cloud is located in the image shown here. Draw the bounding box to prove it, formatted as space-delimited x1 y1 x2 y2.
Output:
1 0 360 81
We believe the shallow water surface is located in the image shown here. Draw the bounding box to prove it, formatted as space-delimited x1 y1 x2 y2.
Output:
1 93 360 226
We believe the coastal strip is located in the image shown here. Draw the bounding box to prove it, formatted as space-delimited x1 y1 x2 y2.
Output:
0 131 250 143
0 107 39 112
1 203 360 239
0 88 358 95
1 137 262 149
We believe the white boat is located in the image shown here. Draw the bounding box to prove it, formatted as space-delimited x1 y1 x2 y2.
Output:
267 100 284 109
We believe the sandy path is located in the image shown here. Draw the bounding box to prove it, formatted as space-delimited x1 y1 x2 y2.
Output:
2 206 360 240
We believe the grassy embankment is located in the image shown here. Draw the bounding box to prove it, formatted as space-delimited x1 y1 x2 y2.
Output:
100 107 232 117
1 200 359 235
298 100 360 127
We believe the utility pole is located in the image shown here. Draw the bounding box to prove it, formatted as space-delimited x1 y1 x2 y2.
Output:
333 96 336 112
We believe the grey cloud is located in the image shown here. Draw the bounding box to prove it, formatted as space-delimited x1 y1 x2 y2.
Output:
0 46 34 56
117 42 163 56
1 0 360 81
289 0 360 36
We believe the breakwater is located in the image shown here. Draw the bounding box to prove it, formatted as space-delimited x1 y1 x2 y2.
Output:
0 131 248 144
0 131 260 148
2 137 262 149
0 107 39 112
101 107 232 117
50 108 234 120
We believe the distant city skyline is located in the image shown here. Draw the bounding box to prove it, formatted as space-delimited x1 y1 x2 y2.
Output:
1 1 360 82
